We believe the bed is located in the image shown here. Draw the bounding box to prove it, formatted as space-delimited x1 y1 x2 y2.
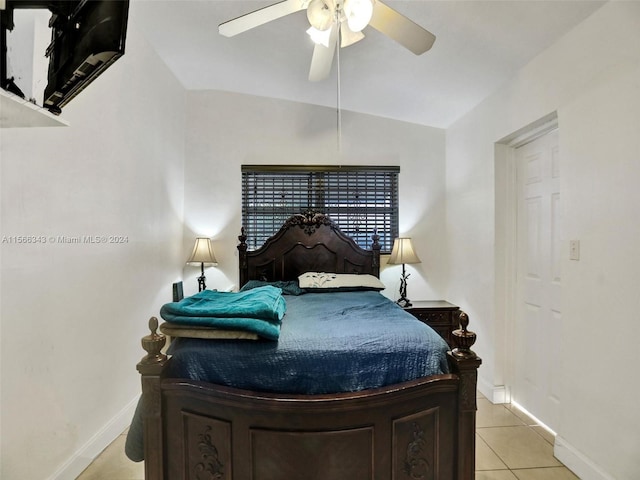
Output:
132 211 481 479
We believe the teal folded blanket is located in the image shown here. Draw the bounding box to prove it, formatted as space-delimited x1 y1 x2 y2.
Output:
159 286 286 340
160 315 281 340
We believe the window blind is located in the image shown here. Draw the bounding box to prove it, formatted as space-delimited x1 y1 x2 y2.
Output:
241 165 399 252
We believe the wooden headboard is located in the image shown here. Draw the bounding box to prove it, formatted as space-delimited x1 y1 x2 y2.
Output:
238 211 381 287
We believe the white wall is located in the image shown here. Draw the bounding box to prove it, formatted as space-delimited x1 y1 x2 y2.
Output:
0 17 186 480
181 90 448 302
446 2 640 479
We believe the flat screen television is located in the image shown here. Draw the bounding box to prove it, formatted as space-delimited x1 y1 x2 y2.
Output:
1 0 129 115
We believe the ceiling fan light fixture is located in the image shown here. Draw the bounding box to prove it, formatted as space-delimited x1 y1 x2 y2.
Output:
343 0 373 33
307 26 333 47
307 0 334 31
219 0 437 82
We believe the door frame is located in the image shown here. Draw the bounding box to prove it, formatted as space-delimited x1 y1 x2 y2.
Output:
493 112 558 405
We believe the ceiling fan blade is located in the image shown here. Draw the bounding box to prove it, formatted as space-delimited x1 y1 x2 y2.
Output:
308 24 338 82
340 22 365 48
368 0 436 55
219 0 306 37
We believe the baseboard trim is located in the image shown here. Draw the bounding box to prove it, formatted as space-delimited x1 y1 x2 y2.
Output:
477 376 510 404
554 435 615 480
46 396 139 480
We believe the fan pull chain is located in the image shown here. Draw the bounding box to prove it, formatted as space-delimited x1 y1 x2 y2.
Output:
336 24 342 152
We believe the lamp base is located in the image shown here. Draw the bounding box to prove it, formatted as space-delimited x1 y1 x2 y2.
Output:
396 263 412 308
396 297 412 308
197 275 206 292
197 262 207 292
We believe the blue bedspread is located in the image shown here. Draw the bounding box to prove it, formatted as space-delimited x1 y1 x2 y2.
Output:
126 291 450 461
165 291 449 393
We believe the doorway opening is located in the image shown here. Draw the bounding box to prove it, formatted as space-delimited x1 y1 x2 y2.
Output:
494 113 561 434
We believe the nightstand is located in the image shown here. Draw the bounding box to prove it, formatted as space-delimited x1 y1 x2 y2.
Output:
403 300 460 347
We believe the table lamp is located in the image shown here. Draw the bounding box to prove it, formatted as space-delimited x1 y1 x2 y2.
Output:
388 237 421 308
187 237 218 292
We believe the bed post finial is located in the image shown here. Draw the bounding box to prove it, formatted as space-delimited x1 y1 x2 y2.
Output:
238 226 247 246
371 228 381 271
451 311 477 359
238 227 248 286
139 317 167 365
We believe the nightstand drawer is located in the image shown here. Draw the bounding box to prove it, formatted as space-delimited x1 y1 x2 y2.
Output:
403 301 460 347
411 310 451 325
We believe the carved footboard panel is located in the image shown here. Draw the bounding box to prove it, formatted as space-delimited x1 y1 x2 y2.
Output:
161 376 461 480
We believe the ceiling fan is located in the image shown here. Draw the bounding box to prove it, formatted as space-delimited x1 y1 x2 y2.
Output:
219 0 436 81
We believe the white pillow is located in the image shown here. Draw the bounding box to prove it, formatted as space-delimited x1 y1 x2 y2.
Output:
298 272 385 291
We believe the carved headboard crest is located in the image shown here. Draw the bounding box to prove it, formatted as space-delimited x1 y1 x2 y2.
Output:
283 210 335 236
238 211 380 287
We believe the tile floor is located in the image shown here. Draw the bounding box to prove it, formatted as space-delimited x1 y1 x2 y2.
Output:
76 392 579 479
474 392 578 479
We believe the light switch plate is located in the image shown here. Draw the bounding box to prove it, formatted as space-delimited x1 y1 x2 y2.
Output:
569 240 580 260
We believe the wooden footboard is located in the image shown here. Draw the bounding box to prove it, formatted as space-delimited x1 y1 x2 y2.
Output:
136 313 481 480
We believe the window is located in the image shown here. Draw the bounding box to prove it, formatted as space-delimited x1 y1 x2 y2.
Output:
241 165 399 252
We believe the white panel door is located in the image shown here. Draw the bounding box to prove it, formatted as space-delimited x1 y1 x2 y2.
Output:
514 129 561 431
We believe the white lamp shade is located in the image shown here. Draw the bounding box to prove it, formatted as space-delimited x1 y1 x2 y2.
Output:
388 237 421 265
187 237 218 265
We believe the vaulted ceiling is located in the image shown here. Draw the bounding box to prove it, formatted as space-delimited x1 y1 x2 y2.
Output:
134 0 606 128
